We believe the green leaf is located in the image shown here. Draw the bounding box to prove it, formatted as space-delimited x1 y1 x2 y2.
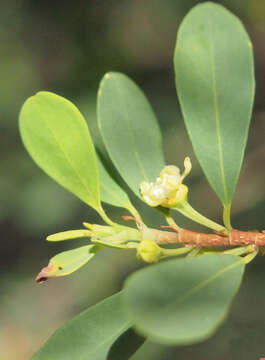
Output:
97 72 165 197
98 156 133 209
123 255 245 345
32 292 131 360
107 328 145 360
174 3 255 205
35 245 97 282
19 91 100 210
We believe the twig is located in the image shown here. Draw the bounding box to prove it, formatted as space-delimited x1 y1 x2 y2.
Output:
154 226 265 248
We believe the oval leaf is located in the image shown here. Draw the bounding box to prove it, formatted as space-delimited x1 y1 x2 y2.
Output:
32 292 131 360
98 156 133 209
35 245 97 283
19 92 100 210
97 72 165 197
174 3 255 205
123 255 245 345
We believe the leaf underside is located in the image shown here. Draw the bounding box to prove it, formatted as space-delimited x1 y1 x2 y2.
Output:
123 254 245 345
97 72 165 198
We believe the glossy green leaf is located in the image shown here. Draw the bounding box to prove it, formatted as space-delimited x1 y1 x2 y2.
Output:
19 91 100 210
123 255 245 345
97 72 165 197
98 156 133 209
32 292 131 360
174 3 255 205
35 245 97 283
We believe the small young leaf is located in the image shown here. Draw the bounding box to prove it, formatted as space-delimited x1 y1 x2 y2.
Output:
35 245 97 283
47 229 92 242
19 92 100 211
32 292 131 360
97 72 165 197
174 3 255 205
123 255 245 345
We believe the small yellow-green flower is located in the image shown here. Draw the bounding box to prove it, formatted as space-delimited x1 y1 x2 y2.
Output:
140 157 191 208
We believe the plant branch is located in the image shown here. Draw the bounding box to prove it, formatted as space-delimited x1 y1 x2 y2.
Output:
152 227 265 248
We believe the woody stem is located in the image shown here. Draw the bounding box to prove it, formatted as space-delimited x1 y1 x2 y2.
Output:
152 228 265 247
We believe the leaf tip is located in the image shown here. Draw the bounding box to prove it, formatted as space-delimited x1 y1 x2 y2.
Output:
104 72 112 79
83 222 94 229
35 262 54 284
101 71 123 84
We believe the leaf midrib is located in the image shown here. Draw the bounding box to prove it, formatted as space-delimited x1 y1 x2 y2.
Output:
163 258 243 311
209 20 229 204
36 99 99 209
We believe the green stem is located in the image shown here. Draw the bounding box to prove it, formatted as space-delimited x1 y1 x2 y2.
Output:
165 213 180 229
127 204 143 223
161 246 192 258
98 205 116 226
221 246 250 256
223 204 232 230
243 247 259 264
186 247 202 258
156 207 180 229
174 201 227 234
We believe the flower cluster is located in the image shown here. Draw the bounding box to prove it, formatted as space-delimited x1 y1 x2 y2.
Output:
140 157 191 208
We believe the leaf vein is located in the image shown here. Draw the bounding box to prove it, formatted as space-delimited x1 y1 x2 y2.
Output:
38 102 97 208
209 21 229 204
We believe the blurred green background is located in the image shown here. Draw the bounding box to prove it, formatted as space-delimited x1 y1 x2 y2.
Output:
0 0 264 359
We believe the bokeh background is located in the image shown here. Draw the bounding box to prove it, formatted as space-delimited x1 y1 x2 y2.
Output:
0 0 264 359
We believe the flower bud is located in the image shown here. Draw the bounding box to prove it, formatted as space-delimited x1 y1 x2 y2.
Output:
182 157 192 180
137 239 162 263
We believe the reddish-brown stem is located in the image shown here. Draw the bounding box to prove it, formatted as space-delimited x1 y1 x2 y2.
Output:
122 215 265 248
155 227 265 248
